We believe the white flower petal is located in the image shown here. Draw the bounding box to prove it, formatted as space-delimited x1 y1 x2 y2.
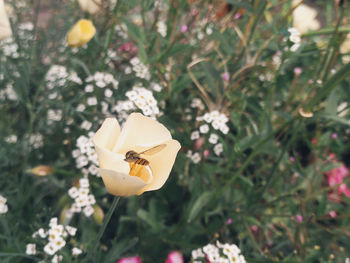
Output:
93 118 121 151
98 168 147 196
94 144 129 174
112 113 172 153
0 0 12 40
141 139 181 193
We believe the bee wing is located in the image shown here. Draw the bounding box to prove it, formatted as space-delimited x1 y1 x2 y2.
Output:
139 144 166 156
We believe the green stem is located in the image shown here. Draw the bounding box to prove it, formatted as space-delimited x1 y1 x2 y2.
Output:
85 196 121 262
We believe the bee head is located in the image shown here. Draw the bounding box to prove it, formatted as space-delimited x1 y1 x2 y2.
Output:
125 150 137 160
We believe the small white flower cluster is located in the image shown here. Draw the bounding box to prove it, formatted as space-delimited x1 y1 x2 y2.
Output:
191 241 246 263
113 84 160 121
30 133 44 149
197 111 229 134
72 132 99 177
45 65 82 90
27 217 82 261
18 22 34 31
0 38 19 58
288 28 301 52
17 22 35 43
4 134 17 143
186 150 201 164
0 84 18 101
130 57 151 80
191 98 205 110
67 178 96 218
115 24 128 39
187 110 228 162
0 195 8 214
156 21 167 37
85 71 119 90
47 109 63 123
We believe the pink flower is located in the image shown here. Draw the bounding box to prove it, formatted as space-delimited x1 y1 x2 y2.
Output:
222 72 229 81
250 225 258 232
194 137 205 150
326 164 349 187
331 133 338 139
180 25 187 33
118 256 142 263
329 210 337 218
165 251 183 263
118 42 138 55
226 218 232 225
326 161 350 202
294 67 302 75
296 214 303 222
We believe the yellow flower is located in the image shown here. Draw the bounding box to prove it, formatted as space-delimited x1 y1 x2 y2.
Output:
292 0 320 34
78 0 101 15
93 113 181 196
30 165 53 176
0 0 12 40
67 19 96 47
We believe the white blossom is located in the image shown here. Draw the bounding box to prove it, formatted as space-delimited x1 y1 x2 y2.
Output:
26 243 36 255
199 124 209 134
214 143 223 156
209 134 219 144
156 21 167 37
191 131 200 140
191 152 201 164
72 247 83 256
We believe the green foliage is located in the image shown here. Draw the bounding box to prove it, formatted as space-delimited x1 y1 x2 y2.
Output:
0 0 350 262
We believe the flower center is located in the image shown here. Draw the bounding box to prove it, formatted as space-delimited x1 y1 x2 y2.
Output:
128 163 152 183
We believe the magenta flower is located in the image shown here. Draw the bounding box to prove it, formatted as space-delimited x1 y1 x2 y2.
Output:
326 160 350 202
165 251 183 263
118 256 142 263
180 25 188 33
296 214 303 222
326 164 349 187
329 210 337 218
222 72 229 81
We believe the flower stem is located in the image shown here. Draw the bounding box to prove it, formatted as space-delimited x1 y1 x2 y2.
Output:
85 196 121 262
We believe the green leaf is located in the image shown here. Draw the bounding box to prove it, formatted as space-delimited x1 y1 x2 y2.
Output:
105 238 138 263
123 19 146 43
325 89 340 116
188 191 214 223
136 209 159 230
308 63 350 108
237 174 254 187
319 114 350 127
137 41 148 64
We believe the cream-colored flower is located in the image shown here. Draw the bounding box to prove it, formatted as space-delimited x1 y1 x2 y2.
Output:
67 19 96 47
93 113 181 196
77 0 101 15
0 0 12 40
292 0 320 34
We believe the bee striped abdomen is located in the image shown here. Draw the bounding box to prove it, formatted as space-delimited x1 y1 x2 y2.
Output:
135 158 149 166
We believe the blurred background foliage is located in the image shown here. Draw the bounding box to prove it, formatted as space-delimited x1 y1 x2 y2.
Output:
1 0 350 262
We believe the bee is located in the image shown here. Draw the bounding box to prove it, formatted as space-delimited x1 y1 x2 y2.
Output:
124 144 166 167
